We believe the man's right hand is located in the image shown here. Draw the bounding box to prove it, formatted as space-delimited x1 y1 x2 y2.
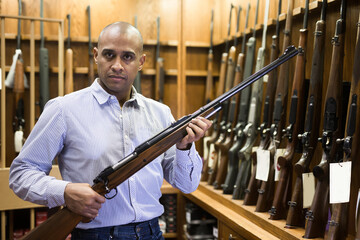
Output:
64 183 106 220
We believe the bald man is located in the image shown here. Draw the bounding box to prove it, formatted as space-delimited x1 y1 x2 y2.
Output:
9 22 211 239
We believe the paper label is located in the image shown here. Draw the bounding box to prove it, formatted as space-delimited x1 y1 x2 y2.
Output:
274 148 286 181
0 68 2 89
330 161 351 204
256 149 270 181
213 226 218 238
302 173 316 208
203 136 211 161
208 144 215 168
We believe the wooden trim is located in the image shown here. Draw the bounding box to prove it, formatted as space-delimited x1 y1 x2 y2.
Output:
1 17 5 169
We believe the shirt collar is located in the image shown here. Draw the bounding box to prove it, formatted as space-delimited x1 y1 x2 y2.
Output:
91 78 145 108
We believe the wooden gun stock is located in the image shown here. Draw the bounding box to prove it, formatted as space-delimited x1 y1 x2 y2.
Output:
155 58 165 102
20 47 298 240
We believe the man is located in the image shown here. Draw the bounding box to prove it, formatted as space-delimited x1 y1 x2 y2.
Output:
9 22 211 239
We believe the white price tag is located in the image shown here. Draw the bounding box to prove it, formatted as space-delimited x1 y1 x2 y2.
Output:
302 172 316 208
203 136 211 161
185 211 191 223
274 148 286 181
330 161 351 204
255 149 270 181
213 226 218 238
0 68 2 89
208 144 215 168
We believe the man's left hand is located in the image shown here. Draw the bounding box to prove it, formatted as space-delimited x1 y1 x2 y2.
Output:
176 116 212 150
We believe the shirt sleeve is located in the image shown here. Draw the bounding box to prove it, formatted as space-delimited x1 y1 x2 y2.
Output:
9 98 70 208
161 108 203 193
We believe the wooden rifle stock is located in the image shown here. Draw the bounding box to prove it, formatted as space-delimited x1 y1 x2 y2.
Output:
286 0 327 228
65 14 73 95
328 10 360 240
304 0 347 237
21 47 298 240
87 6 94 86
14 58 25 153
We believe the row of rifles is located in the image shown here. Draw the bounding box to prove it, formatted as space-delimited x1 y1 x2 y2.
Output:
201 0 360 239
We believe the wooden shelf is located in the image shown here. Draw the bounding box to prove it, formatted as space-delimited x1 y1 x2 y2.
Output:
183 182 323 240
161 180 180 194
0 167 61 211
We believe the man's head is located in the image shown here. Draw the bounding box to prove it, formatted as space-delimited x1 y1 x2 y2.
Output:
94 22 146 105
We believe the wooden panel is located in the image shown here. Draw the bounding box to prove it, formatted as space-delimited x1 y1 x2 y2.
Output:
0 167 61 211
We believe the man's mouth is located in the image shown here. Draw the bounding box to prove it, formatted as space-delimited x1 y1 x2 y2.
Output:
108 75 127 80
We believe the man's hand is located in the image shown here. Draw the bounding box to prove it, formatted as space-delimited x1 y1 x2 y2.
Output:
176 116 212 150
64 183 106 220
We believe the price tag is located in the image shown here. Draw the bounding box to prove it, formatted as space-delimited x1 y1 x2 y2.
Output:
213 226 218 238
256 149 270 181
203 136 211 161
185 211 191 223
302 172 315 208
0 68 2 89
330 161 351 204
274 148 286 181
208 144 215 168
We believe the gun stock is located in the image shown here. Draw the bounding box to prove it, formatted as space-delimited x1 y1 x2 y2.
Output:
21 47 298 240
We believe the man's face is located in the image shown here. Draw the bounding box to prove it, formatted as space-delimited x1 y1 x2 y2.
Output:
94 27 145 101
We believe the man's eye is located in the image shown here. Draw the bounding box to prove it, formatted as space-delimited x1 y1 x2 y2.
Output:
105 52 114 59
123 54 134 61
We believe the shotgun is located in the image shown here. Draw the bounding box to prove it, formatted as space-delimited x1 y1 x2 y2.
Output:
269 0 309 220
286 0 327 228
213 5 242 189
155 16 165 103
232 0 268 200
39 0 50 112
222 3 250 194
304 0 347 237
232 0 261 200
86 6 94 86
20 46 298 240
65 14 73 95
327 9 360 240
243 0 282 205
201 9 214 182
133 16 142 94
207 4 234 186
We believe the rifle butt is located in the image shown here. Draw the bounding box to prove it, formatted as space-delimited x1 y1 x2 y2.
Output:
243 151 260 205
213 139 233 189
21 207 82 240
255 162 275 212
222 141 242 194
65 48 74 94
285 175 305 228
326 203 349 240
232 159 251 200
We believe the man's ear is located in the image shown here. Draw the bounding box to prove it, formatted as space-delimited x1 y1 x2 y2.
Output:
93 47 98 64
138 54 146 71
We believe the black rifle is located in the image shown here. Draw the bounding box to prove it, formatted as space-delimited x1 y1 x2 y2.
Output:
86 6 94 86
39 0 49 112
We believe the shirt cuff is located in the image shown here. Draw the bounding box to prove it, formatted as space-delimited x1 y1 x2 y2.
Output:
175 143 199 169
46 180 71 208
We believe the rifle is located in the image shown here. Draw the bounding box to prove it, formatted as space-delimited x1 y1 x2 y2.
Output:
286 0 327 228
327 9 360 240
201 9 215 182
133 16 142 94
155 16 165 103
86 6 94 86
21 46 298 240
213 5 243 189
207 4 234 185
304 0 347 237
39 0 50 112
232 0 269 200
269 0 309 220
264 0 294 219
232 0 261 200
243 0 282 205
222 3 250 194
65 14 73 95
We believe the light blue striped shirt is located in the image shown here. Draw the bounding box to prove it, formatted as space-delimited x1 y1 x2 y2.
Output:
9 79 202 229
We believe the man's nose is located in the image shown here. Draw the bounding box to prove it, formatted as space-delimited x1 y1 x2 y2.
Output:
111 57 124 72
